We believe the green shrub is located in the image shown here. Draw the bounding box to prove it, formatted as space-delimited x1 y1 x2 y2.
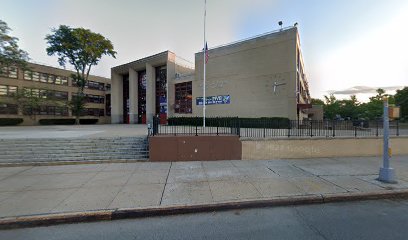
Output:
39 119 98 125
167 117 290 129
0 118 24 126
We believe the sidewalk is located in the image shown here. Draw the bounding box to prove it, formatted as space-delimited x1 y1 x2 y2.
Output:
0 155 407 227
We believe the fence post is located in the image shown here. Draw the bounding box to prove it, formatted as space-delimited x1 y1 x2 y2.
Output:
354 126 357 137
237 117 240 137
216 117 219 136
287 120 291 138
396 120 399 136
376 120 379 137
195 117 198 136
310 120 313 137
332 120 335 137
263 118 266 138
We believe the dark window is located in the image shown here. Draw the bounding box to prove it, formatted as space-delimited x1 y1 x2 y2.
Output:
0 103 18 114
23 105 68 116
174 81 192 114
82 108 104 117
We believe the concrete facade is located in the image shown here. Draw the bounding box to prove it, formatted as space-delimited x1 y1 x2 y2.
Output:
111 51 194 124
111 27 312 124
0 62 111 125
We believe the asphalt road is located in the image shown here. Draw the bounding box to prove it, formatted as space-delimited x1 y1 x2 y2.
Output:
2 199 408 240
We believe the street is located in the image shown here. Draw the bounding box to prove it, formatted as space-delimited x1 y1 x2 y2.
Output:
1 199 408 240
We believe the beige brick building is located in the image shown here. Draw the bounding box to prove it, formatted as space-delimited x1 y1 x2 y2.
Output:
111 26 312 124
0 62 111 125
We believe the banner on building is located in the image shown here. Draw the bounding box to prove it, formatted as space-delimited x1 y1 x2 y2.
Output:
196 95 230 105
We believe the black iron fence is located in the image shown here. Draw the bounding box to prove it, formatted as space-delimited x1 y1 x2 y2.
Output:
151 117 407 138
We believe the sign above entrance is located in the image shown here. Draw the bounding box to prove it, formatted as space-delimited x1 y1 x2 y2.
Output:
196 95 230 105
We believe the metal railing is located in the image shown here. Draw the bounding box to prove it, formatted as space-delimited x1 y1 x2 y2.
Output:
151 117 406 138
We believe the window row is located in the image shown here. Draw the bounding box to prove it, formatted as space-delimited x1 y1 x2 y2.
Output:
0 85 18 97
83 108 105 117
24 71 68 85
72 80 105 91
0 66 18 79
24 88 68 100
0 104 18 115
72 94 104 104
23 106 69 116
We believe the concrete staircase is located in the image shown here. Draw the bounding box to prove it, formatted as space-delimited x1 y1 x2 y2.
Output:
0 137 149 163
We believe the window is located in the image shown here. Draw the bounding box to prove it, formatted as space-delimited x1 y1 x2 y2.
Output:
87 81 105 90
0 85 18 97
174 81 192 114
40 73 48 83
0 66 18 79
23 88 68 100
23 105 68 116
87 94 104 103
82 108 104 117
32 72 39 81
0 103 18 114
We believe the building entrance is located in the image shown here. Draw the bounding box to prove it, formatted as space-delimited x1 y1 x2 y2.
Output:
155 66 167 124
122 75 129 124
138 71 147 124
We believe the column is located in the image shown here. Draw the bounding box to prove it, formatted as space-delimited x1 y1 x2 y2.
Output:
129 68 138 124
146 63 155 124
111 71 123 123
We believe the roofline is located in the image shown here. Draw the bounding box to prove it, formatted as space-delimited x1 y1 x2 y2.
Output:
27 61 110 80
111 50 171 72
197 26 297 54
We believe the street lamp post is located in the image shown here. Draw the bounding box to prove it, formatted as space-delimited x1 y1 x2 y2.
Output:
378 96 397 183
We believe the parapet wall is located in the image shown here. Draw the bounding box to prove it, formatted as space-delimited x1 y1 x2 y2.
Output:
241 137 408 160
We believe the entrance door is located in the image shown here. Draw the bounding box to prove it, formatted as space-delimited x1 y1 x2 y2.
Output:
123 75 129 124
155 66 167 124
138 71 147 124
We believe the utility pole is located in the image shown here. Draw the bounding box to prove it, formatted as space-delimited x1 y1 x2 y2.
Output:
378 96 397 183
203 0 207 128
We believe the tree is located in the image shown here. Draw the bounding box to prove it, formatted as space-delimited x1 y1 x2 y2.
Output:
311 98 324 105
45 25 116 124
395 87 408 121
0 20 29 73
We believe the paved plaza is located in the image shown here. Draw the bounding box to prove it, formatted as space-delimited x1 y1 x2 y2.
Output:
0 124 148 139
0 156 407 219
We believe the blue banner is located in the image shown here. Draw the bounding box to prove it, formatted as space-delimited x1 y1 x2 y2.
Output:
196 95 230 105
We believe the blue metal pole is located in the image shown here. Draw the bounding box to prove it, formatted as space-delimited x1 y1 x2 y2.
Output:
378 97 397 183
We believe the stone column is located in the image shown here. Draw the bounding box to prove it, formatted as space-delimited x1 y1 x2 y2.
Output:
111 71 123 123
129 68 138 124
146 63 155 124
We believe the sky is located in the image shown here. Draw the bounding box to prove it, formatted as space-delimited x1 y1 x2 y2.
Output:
2 0 407 101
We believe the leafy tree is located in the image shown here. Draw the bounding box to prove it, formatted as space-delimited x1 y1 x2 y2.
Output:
0 20 29 73
395 87 408 121
45 25 116 124
311 98 324 105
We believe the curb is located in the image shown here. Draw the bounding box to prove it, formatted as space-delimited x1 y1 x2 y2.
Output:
1 190 408 230
0 159 148 168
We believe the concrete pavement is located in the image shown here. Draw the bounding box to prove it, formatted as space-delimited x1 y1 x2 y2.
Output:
0 155 407 228
0 124 148 139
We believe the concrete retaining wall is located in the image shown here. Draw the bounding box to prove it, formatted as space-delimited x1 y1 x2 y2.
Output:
242 137 408 160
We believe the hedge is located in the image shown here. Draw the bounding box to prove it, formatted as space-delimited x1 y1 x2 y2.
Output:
39 119 99 125
0 118 24 126
167 117 290 129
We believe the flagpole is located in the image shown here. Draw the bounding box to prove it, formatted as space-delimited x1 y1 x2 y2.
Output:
203 0 206 128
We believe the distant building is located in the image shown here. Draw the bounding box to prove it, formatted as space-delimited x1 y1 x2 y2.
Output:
111 26 312 124
0 62 111 125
